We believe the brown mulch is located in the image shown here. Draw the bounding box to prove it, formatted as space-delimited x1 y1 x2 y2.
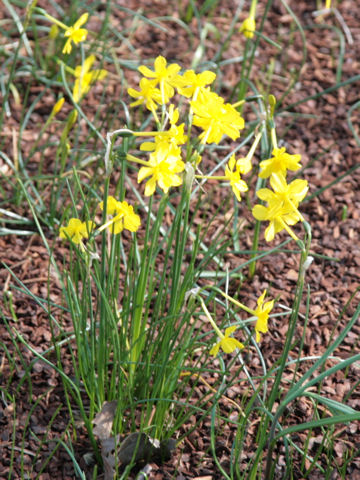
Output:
1 1 360 479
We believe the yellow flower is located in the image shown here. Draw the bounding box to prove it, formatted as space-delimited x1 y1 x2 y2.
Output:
191 89 245 144
99 196 140 234
224 154 248 201
210 326 244 357
138 56 181 104
252 173 308 242
175 69 217 99
62 13 89 54
325 0 331 8
253 290 274 342
128 78 162 114
59 218 95 244
264 172 308 208
72 55 108 103
236 156 252 175
140 105 187 152
259 147 302 179
138 143 185 196
51 97 65 116
240 16 256 39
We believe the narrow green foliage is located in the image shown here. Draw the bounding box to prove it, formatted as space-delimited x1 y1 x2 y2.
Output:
1 1 359 478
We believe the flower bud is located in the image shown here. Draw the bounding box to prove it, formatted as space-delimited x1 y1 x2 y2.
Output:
240 17 256 39
52 97 65 116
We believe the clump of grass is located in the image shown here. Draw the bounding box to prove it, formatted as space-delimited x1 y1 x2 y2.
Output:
1 0 359 478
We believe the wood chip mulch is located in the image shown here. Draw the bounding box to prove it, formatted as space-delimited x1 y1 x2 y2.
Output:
1 1 360 478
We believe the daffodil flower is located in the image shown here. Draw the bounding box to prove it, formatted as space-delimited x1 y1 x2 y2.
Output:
197 296 244 357
99 196 140 234
137 143 185 196
139 105 187 152
236 156 252 175
224 154 248 201
209 326 244 357
252 173 308 242
40 11 89 54
240 16 256 39
63 13 89 54
72 55 108 103
62 13 89 53
175 69 217 100
138 56 181 104
213 288 274 344
262 172 308 212
195 152 251 199
59 218 95 244
259 147 302 179
128 78 163 121
240 0 257 39
191 89 245 144
253 290 274 342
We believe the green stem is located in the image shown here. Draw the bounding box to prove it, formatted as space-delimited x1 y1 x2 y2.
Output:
263 222 311 477
126 153 150 167
211 287 256 317
270 125 277 150
198 296 224 339
37 9 68 30
195 175 226 181
249 0 258 18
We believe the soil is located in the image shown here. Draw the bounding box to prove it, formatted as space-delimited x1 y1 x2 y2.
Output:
1 1 360 479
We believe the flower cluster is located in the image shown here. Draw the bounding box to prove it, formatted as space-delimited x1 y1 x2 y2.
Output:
58 53 308 355
127 56 246 197
253 146 308 242
129 57 244 145
127 56 308 243
59 196 141 249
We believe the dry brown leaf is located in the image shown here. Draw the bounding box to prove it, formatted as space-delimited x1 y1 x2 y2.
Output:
93 400 118 441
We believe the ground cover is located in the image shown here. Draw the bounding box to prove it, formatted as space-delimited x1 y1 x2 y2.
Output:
1 1 360 479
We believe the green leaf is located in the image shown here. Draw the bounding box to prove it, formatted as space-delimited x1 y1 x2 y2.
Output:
274 412 360 442
305 391 358 416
